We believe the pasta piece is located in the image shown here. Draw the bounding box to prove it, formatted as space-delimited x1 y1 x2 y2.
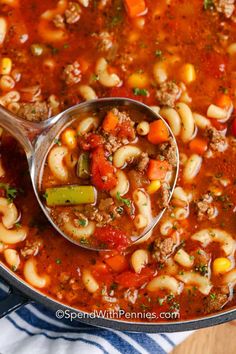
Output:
0 197 18 229
0 0 19 6
113 145 141 168
177 271 212 295
191 229 235 256
150 106 160 115
172 207 189 220
173 186 189 203
82 269 99 293
4 249 20 270
78 85 97 101
176 102 195 142
63 219 95 241
95 58 121 87
222 269 236 286
77 117 99 135
48 146 69 181
133 189 152 230
183 154 202 182
160 219 173 236
110 170 129 197
147 275 182 295
77 0 89 7
159 107 181 136
136 121 150 136
130 249 149 273
0 17 7 45
24 258 50 288
193 112 211 130
207 104 227 120
174 249 194 268
39 0 68 42
0 223 27 244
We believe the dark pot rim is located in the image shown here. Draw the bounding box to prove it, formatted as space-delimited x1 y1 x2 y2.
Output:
1 262 236 333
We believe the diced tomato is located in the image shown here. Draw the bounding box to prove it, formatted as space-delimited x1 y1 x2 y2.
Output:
210 119 227 131
78 133 104 151
91 146 117 191
105 255 129 273
232 118 236 137
93 226 130 250
91 262 113 284
116 268 154 288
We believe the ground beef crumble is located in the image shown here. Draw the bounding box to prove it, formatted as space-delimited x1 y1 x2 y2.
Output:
83 198 121 226
21 239 42 258
152 235 177 263
62 61 82 85
204 291 228 314
158 138 177 166
214 0 235 18
65 2 81 24
156 81 181 107
18 102 49 121
159 182 170 208
205 127 228 153
195 193 217 220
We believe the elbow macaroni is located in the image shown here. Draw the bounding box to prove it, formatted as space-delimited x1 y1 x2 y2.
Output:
177 271 212 295
183 154 202 182
0 223 27 244
113 145 141 169
147 275 182 295
110 170 129 198
0 197 18 229
48 146 69 181
95 58 121 87
191 229 235 256
24 258 50 288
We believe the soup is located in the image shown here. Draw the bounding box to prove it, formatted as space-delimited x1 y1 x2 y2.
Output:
40 105 177 249
0 0 236 321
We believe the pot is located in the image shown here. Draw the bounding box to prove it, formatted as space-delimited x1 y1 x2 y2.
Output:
0 262 236 332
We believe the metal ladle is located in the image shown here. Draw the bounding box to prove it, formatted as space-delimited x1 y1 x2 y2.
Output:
0 98 179 251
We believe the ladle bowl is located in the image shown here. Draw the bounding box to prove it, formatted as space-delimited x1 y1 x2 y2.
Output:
0 98 179 251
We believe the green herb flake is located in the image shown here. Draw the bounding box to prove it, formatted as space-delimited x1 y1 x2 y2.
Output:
56 258 62 264
133 88 149 97
155 49 163 58
78 219 87 227
203 0 215 10
54 138 61 146
116 192 131 207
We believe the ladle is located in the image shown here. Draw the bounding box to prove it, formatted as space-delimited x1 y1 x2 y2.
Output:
0 98 179 251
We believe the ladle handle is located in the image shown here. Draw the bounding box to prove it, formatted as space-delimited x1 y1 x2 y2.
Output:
0 105 43 158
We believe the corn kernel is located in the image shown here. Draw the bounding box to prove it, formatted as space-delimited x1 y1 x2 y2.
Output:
147 180 161 194
127 72 149 89
0 58 12 75
179 63 196 84
61 128 77 149
212 257 231 275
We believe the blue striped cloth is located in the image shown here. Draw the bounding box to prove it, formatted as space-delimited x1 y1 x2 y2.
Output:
0 281 192 354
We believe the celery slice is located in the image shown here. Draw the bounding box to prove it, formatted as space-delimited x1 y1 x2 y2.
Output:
45 185 96 206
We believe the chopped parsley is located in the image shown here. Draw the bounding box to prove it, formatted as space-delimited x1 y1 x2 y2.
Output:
210 293 216 300
80 237 90 245
54 138 61 146
116 192 131 207
155 49 163 58
77 219 87 227
203 0 215 10
56 258 62 264
0 183 18 202
195 264 208 276
133 88 149 96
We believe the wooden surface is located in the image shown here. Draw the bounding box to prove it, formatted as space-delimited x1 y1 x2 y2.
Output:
172 321 236 354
